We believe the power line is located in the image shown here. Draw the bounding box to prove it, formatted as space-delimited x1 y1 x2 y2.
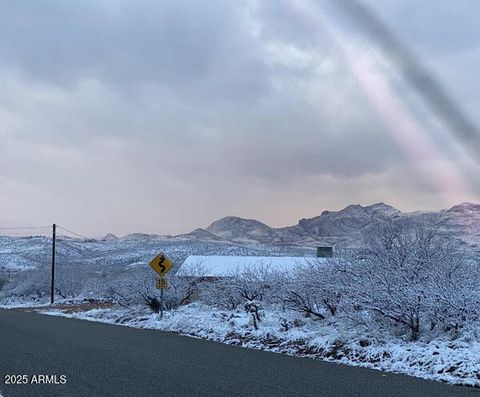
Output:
0 231 50 236
0 226 51 230
0 224 89 239
56 225 89 240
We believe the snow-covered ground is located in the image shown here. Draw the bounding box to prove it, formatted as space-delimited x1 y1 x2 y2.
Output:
38 303 480 388
0 299 50 309
0 235 311 273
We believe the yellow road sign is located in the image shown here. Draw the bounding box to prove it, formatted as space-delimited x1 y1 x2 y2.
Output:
149 253 174 276
156 277 168 289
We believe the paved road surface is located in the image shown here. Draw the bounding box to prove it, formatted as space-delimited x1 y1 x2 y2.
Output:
0 309 478 397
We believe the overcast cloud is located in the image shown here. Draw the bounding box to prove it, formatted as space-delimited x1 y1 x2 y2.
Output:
0 0 479 236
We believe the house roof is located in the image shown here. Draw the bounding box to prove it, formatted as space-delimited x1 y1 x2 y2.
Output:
177 255 332 277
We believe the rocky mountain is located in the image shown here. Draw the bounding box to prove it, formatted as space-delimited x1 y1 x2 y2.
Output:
440 203 480 247
176 228 230 243
199 202 480 249
205 217 277 244
292 203 401 239
103 233 118 241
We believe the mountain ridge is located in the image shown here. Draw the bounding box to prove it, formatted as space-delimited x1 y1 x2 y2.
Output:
198 202 480 248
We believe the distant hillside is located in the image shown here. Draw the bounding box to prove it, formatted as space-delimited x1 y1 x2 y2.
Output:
1 202 479 274
205 217 277 244
199 202 480 249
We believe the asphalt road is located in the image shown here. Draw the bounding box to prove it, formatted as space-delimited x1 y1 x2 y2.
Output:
0 309 478 397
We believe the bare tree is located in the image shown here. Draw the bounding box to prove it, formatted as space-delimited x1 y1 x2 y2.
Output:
284 259 342 320
341 218 474 340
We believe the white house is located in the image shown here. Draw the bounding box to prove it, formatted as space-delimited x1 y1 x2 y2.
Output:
176 255 333 277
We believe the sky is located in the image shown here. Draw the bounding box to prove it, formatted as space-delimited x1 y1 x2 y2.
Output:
0 0 479 236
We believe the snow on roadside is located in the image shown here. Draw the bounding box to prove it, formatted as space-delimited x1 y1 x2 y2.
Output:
0 298 50 309
38 303 480 388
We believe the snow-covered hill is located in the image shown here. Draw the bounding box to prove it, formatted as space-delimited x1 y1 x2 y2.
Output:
1 202 479 274
202 202 480 249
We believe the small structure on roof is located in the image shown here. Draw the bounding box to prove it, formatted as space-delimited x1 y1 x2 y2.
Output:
317 246 333 257
177 255 333 278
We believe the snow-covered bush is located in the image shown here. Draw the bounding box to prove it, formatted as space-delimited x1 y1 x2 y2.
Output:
108 270 199 312
0 275 7 291
55 266 90 300
339 218 479 340
428 258 480 335
9 266 50 301
199 264 284 310
244 299 262 329
229 264 282 303
200 278 243 310
284 259 342 320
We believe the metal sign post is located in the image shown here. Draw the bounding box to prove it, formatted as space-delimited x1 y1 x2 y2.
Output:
149 252 173 320
155 276 168 319
160 287 164 319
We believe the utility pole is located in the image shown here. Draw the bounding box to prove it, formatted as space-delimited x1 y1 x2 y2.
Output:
50 223 56 305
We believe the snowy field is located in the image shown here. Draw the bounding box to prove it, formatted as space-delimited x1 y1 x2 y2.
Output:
36 303 480 388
